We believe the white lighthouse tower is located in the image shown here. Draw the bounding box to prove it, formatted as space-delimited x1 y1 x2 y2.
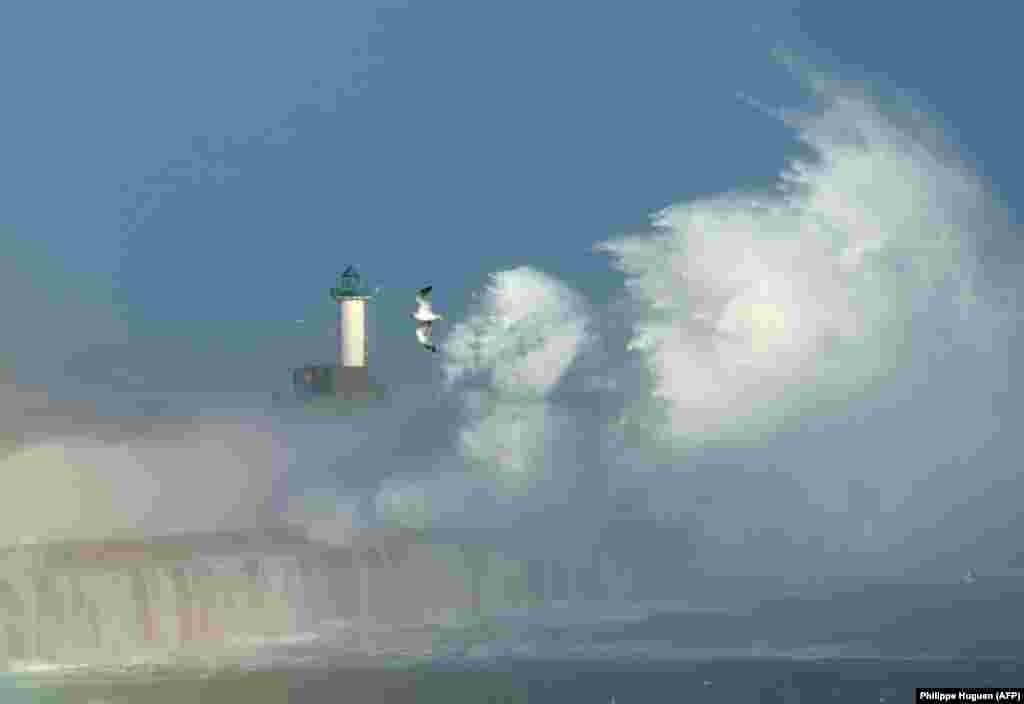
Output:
332 266 373 367
329 266 376 397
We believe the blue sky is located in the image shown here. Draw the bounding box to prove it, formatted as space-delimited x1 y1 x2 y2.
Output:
2 1 1022 576
2 1 1019 394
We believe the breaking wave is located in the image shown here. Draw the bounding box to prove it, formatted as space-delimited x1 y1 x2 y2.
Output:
368 49 1018 578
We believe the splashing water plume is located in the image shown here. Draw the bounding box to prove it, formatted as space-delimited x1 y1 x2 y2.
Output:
599 67 990 451
443 267 590 400
378 52 1017 577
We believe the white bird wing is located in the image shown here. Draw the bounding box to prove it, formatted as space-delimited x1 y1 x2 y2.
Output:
415 320 433 344
415 286 433 315
415 301 434 319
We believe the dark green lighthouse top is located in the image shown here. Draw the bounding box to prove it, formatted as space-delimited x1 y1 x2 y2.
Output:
330 265 373 299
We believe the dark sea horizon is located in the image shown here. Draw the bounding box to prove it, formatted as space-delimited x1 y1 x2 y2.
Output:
7 577 1023 703
12 656 1022 704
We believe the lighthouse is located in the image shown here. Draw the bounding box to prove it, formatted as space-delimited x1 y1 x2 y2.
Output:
289 265 385 403
328 266 376 398
331 266 373 368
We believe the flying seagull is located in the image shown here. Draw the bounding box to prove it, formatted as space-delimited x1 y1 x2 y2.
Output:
412 285 443 352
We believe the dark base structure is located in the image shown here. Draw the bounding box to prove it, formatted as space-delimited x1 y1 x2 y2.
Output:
292 365 335 396
291 365 387 403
